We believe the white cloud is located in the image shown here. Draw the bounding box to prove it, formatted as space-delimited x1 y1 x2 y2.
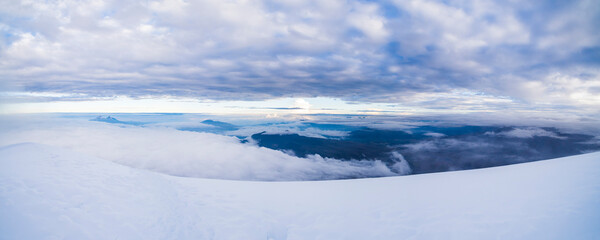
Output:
404 138 494 151
293 98 311 109
487 127 566 139
424 132 445 137
515 72 600 106
0 116 405 180
225 123 349 139
347 2 389 42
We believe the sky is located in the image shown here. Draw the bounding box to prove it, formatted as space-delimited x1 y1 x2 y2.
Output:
0 0 599 116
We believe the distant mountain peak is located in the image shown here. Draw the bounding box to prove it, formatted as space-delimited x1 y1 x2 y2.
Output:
90 116 143 126
201 119 238 130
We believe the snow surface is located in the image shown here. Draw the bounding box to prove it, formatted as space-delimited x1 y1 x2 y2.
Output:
1 143 599 239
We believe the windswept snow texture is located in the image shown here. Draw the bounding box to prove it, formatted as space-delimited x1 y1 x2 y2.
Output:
1 143 599 239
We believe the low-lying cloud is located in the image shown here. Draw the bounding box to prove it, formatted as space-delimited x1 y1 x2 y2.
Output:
485 127 566 139
226 123 350 139
0 116 408 181
396 126 598 173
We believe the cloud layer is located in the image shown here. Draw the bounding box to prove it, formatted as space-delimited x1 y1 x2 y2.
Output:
485 127 566 139
0 0 598 111
0 116 408 180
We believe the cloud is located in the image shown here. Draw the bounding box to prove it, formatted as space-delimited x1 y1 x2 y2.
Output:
222 120 352 139
0 116 406 181
293 98 311 110
396 125 599 173
424 132 445 137
0 0 598 113
1 113 597 178
404 138 494 152
226 125 349 139
485 127 567 139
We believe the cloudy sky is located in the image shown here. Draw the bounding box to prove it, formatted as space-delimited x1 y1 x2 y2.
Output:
0 0 599 115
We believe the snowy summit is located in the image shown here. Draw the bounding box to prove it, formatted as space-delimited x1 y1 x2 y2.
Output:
1 142 599 239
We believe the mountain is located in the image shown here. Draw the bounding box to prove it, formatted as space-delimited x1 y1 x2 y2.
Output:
251 132 392 161
1 143 598 239
90 116 144 126
200 119 238 131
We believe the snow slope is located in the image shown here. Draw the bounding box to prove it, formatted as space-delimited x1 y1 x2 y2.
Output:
1 143 599 240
